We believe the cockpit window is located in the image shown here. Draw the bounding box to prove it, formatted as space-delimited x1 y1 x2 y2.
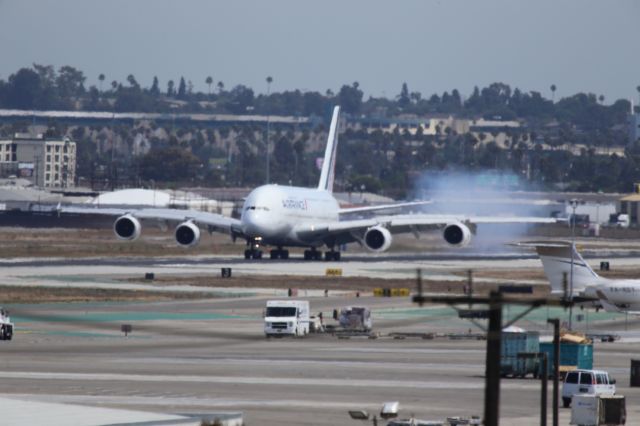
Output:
245 206 269 211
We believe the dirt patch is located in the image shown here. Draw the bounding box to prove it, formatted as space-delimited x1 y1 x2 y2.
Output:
0 228 245 258
0 285 220 304
125 274 551 297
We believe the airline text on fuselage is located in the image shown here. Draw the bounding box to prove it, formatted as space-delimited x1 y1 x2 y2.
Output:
282 198 308 210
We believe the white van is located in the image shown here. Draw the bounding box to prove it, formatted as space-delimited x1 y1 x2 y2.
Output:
562 369 616 408
264 300 310 337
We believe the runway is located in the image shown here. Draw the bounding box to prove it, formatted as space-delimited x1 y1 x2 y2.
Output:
2 241 640 424
2 291 640 425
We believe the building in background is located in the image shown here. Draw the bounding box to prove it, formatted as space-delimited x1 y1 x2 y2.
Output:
0 134 76 188
630 110 640 144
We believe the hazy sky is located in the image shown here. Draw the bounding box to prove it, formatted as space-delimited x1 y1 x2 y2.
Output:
1 0 639 102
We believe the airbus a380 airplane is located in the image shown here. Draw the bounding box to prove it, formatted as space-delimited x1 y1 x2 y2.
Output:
65 106 556 261
533 242 640 314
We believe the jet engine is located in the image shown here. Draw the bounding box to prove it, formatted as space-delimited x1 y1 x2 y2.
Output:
175 221 201 247
443 222 472 247
113 214 141 241
364 226 392 252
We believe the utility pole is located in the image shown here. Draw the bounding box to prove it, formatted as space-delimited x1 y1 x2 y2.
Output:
518 352 548 426
484 291 502 426
569 199 579 330
265 76 273 184
413 274 571 426
547 318 560 426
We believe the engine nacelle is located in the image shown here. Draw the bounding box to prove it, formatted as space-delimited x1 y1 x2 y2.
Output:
175 221 201 247
113 214 141 241
443 222 472 247
364 226 393 252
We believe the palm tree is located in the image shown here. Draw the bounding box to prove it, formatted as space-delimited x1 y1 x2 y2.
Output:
167 80 175 97
206 76 213 95
598 94 605 104
550 84 556 103
217 81 224 93
98 73 105 92
266 76 273 94
127 74 138 88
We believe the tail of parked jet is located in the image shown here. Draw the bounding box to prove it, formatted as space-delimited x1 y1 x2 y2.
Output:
533 242 601 296
317 106 340 192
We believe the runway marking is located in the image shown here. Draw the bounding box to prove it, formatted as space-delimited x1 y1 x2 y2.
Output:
321 347 485 355
108 357 484 371
0 393 453 411
0 371 539 391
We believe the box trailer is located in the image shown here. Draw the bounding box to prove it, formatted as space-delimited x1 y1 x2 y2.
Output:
540 342 593 377
500 331 540 378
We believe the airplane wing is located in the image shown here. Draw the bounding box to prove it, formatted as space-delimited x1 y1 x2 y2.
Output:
61 205 243 236
294 213 557 243
338 200 432 215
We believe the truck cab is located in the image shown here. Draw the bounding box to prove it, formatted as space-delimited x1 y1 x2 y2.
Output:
264 300 310 337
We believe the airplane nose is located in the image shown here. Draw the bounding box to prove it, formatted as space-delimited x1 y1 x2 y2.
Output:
243 211 282 238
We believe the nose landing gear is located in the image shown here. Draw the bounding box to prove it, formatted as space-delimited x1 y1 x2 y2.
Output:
244 239 263 259
244 248 263 259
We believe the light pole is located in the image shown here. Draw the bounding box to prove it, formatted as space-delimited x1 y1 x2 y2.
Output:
265 76 273 184
569 198 579 330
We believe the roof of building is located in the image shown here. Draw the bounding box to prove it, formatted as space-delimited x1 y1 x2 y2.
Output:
619 193 640 202
90 188 220 209
91 188 173 206
0 395 204 426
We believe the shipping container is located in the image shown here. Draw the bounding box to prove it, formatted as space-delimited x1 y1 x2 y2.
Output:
540 342 593 376
500 331 540 378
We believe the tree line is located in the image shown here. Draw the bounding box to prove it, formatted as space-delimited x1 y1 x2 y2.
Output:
0 64 636 127
1 64 640 195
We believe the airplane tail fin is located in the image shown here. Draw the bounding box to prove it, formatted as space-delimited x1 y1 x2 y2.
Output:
317 106 340 192
533 242 600 295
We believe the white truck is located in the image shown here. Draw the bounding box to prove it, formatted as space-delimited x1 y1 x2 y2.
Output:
264 300 310 337
0 308 13 341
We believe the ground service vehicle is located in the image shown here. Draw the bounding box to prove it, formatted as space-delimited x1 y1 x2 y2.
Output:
500 331 540 378
264 300 310 337
562 369 616 408
0 308 13 340
338 306 372 331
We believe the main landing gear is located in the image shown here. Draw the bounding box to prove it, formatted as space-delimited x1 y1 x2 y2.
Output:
324 250 341 261
270 248 290 259
303 249 322 261
244 240 340 261
303 249 340 261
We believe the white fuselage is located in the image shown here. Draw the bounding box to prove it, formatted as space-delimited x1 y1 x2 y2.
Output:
240 184 340 247
587 278 640 312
